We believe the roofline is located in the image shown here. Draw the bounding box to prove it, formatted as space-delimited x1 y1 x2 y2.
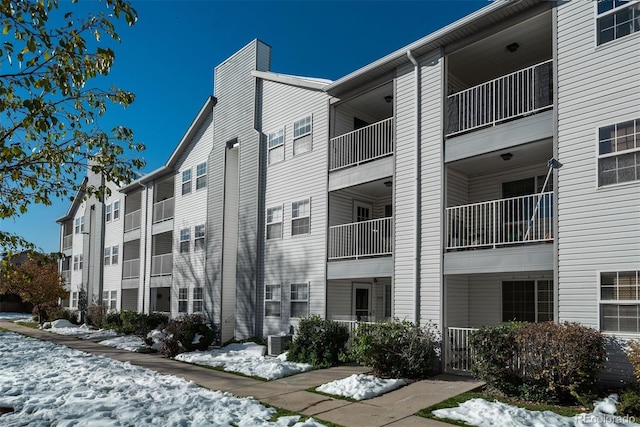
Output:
56 177 88 223
324 0 514 93
251 70 331 91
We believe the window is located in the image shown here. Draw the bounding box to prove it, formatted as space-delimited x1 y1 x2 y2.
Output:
291 199 310 235
111 245 119 265
104 247 111 266
71 291 78 309
79 254 83 270
290 283 309 318
265 284 281 318
502 280 553 323
601 271 640 333
596 0 640 45
268 128 285 164
180 228 190 254
196 162 207 190
102 290 117 311
598 118 640 186
193 287 203 312
74 216 85 234
182 169 192 195
73 254 83 271
113 200 120 220
194 225 205 250
293 116 312 155
178 288 188 313
106 204 112 222
266 206 283 239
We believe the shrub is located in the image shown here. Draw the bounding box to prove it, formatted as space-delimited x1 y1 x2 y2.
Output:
619 385 640 417
102 311 169 336
470 321 606 404
287 315 350 368
626 340 640 383
40 304 79 324
349 320 440 379
160 314 216 358
103 311 123 331
86 305 108 329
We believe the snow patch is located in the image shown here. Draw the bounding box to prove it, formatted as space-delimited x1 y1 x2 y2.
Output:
316 374 406 400
0 312 32 322
99 335 148 352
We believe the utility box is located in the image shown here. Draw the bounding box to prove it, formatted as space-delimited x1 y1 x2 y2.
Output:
267 335 292 356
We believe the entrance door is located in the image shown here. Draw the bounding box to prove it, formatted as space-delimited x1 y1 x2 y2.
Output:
353 201 373 256
353 200 372 222
353 283 372 321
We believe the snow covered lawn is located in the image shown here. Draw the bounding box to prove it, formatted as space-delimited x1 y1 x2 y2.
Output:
432 396 640 427
315 374 406 400
0 312 32 322
0 331 326 426
175 342 314 380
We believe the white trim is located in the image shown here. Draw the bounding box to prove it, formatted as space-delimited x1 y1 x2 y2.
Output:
181 168 192 195
291 198 311 236
267 127 285 165
196 162 207 191
595 0 640 45
597 269 640 334
266 204 284 240
352 282 372 321
264 283 282 318
290 282 309 319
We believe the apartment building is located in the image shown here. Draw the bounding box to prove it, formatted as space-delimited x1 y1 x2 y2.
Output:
58 0 640 380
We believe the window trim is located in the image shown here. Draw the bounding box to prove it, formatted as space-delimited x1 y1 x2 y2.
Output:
265 284 282 318
194 224 205 251
266 205 284 240
595 0 640 46
293 115 313 156
501 279 554 323
105 203 112 223
267 127 285 165
111 244 119 265
290 282 309 319
113 200 120 221
104 246 111 266
193 287 203 313
178 287 188 313
599 270 640 334
102 290 117 311
196 162 207 191
182 169 192 195
291 198 311 236
596 117 640 188
180 228 190 254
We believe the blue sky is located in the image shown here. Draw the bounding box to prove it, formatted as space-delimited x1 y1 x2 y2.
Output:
1 0 488 253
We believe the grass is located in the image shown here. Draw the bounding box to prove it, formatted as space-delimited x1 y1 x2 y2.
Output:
267 405 343 427
417 389 586 426
16 321 39 329
306 386 358 403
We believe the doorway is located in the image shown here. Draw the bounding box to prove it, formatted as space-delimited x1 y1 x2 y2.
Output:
353 283 372 321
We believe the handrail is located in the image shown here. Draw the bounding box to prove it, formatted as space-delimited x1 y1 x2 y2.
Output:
328 217 393 260
329 117 394 171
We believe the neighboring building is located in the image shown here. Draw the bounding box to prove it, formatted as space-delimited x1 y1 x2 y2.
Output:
57 1 640 381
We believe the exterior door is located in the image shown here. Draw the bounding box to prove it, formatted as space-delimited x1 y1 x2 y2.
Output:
353 283 372 321
353 201 373 256
353 200 372 222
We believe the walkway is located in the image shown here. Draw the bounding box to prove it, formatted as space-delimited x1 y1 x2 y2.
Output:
0 321 482 427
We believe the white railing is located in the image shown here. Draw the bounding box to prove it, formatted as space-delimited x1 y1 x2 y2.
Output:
445 192 553 251
151 253 172 277
62 235 73 250
61 270 71 284
122 258 140 279
446 60 553 136
333 319 378 347
328 217 393 260
445 327 479 373
329 117 394 171
153 197 174 223
124 209 141 232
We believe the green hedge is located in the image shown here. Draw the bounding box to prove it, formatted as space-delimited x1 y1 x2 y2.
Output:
287 315 350 368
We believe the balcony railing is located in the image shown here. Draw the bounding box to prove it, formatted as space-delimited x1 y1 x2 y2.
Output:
151 253 172 277
153 197 174 224
61 270 71 284
445 192 553 251
329 117 394 171
62 235 73 251
446 60 553 136
124 209 141 232
445 327 478 374
328 217 393 260
122 258 140 279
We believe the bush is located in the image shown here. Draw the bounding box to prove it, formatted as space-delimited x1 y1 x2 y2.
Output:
160 314 216 358
619 385 640 417
287 316 350 368
103 311 123 331
102 311 169 336
626 340 640 383
39 304 79 324
470 321 606 404
86 305 108 329
349 320 440 379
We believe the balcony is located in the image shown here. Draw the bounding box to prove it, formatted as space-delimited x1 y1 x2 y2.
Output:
153 198 174 224
445 192 553 251
446 60 553 137
151 254 172 277
124 209 141 232
122 258 140 280
62 235 73 251
329 118 394 171
328 217 393 260
61 270 71 284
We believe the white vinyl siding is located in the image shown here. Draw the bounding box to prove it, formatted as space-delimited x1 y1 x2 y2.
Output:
598 118 640 186
266 206 283 240
265 284 281 318
290 283 309 318
268 128 285 164
291 199 310 235
596 0 640 45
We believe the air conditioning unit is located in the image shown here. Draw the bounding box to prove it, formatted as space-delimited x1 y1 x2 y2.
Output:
267 335 292 356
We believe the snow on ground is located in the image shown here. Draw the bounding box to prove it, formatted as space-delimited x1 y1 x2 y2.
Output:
315 374 406 400
175 342 314 380
99 335 149 352
45 319 122 341
432 396 640 427
0 312 32 322
0 331 326 427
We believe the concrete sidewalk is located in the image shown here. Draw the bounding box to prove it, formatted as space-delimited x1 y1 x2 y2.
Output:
0 321 482 427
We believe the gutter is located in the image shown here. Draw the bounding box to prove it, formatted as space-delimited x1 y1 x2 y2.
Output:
407 50 421 325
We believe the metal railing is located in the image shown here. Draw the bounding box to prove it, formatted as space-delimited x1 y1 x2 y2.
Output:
61 270 71 284
445 192 553 251
329 117 394 171
446 60 553 136
328 217 393 260
124 209 141 232
122 258 140 279
62 235 73 251
445 327 479 373
153 197 174 223
150 253 172 277
333 319 378 347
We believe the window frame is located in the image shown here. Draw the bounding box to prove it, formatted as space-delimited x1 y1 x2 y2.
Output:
74 216 85 234
599 270 640 333
102 290 117 311
501 280 554 323
265 284 282 318
596 118 640 187
111 244 119 265
73 255 80 271
104 246 111 266
266 205 283 240
194 224 205 250
105 203 112 222
193 287 203 313
178 287 188 313
182 169 192 195
71 291 78 309
291 198 311 236
293 115 313 156
267 127 285 165
196 162 207 190
113 200 120 220
290 282 309 319
179 228 190 254
595 0 640 46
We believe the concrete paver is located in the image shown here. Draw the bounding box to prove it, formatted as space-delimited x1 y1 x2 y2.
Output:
0 321 483 427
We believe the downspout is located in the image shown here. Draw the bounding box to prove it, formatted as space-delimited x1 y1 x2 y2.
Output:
407 50 421 324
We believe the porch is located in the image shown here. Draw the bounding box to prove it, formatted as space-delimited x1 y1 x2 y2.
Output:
327 278 392 324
